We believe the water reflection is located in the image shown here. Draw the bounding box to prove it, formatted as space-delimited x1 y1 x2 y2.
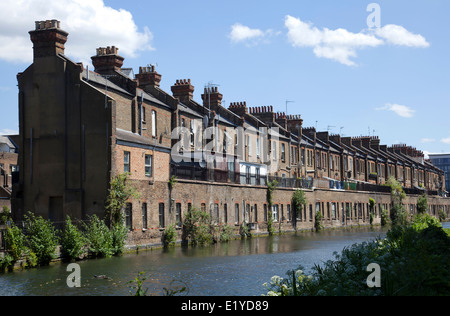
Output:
0 227 387 296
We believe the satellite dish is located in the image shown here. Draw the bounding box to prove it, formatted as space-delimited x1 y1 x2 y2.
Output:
203 115 209 128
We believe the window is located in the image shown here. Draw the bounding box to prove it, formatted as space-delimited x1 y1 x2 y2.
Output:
175 203 181 227
246 166 251 184
332 202 336 220
224 204 228 224
287 204 291 222
255 167 260 185
211 204 219 225
190 120 195 147
159 203 165 228
124 151 130 173
256 136 260 158
272 204 279 222
151 110 157 138
254 204 258 223
145 154 152 177
125 203 132 230
273 141 277 160
264 204 268 222
176 203 182 227
281 144 285 162
235 204 240 225
142 203 148 229
142 105 146 123
247 135 252 156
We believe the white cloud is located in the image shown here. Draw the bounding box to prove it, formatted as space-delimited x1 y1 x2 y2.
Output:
0 0 154 65
441 137 450 145
229 23 278 46
374 24 429 48
421 138 436 143
284 15 429 66
375 103 416 118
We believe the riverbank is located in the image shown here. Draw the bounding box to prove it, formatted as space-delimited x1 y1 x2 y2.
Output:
263 217 450 296
0 226 388 296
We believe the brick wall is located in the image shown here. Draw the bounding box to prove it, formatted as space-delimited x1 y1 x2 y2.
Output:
124 178 450 247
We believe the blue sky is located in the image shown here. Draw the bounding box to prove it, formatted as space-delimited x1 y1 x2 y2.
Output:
0 0 449 155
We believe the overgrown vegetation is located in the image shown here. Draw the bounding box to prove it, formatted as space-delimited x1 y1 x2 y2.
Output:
263 213 450 296
416 193 428 215
181 207 237 246
182 207 213 246
266 180 278 236
292 190 307 230
60 216 86 261
386 176 407 226
314 210 323 232
106 173 139 226
163 224 177 247
380 206 390 226
24 212 59 265
0 206 11 225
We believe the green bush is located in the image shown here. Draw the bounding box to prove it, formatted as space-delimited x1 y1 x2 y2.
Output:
264 213 450 296
314 210 323 232
24 212 59 265
163 224 177 247
5 224 27 262
0 254 15 272
0 206 11 225
111 223 129 255
61 216 86 261
416 193 428 215
219 224 234 243
83 215 113 258
182 208 212 246
380 207 390 226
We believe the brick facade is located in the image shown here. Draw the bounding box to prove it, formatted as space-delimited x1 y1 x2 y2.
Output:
11 20 450 248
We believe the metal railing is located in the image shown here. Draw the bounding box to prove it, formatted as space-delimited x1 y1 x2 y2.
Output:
170 163 439 195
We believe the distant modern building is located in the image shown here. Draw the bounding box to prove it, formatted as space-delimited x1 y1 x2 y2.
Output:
428 153 450 194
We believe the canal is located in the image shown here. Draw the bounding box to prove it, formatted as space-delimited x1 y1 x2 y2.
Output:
0 226 395 296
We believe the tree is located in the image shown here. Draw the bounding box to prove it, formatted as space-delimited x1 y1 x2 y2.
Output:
416 193 428 215
105 173 139 227
291 190 307 230
61 216 86 261
386 176 407 226
24 212 59 265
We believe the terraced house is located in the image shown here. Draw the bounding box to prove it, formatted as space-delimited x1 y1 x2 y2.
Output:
11 20 449 247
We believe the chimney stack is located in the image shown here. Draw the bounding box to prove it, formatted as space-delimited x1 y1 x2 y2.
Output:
136 65 162 88
29 20 68 59
171 79 195 104
228 102 248 117
201 86 223 109
91 46 124 74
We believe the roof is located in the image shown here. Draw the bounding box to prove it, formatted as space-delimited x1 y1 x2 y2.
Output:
115 128 171 152
0 136 17 152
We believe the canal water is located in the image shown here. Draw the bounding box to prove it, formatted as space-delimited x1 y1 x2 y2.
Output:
0 226 394 296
